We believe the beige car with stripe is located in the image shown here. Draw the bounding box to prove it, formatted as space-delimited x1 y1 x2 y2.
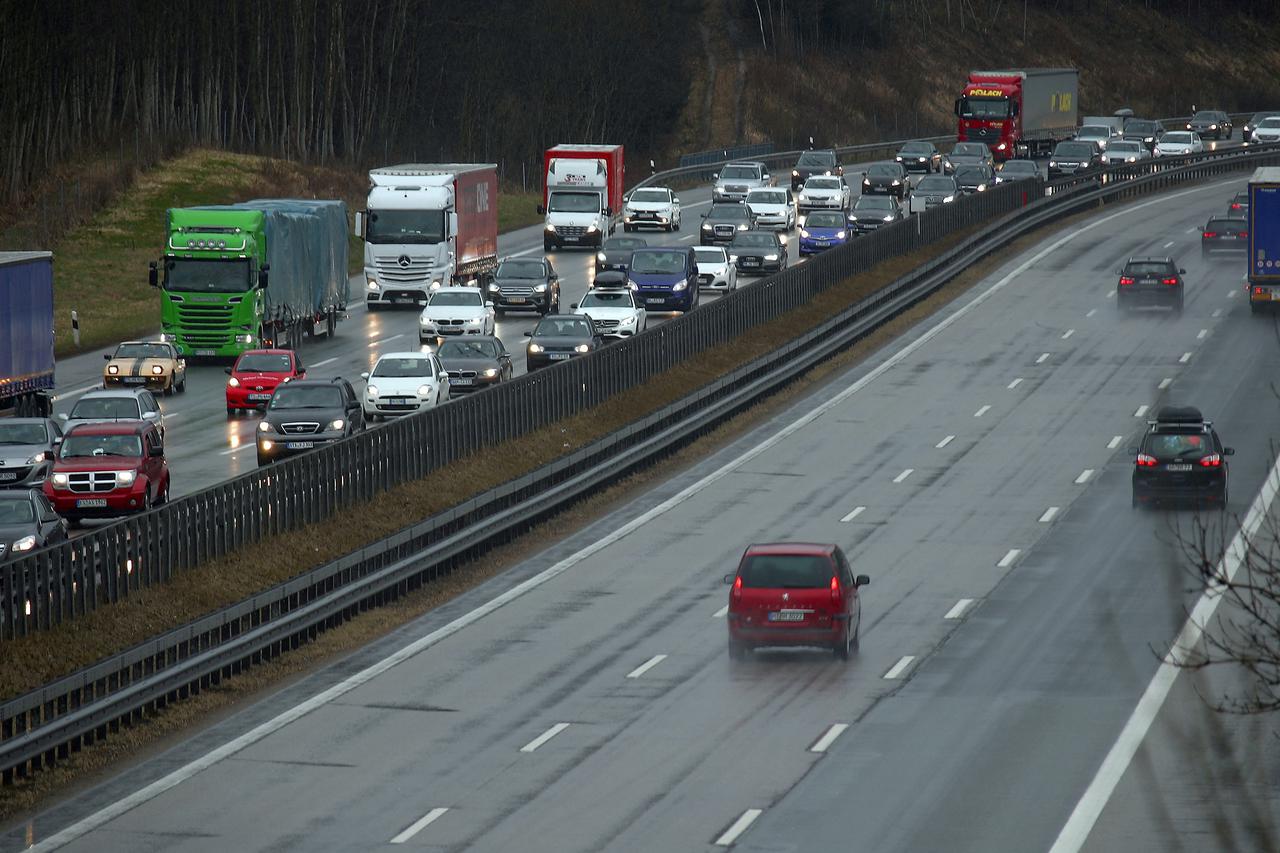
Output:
103 341 187 395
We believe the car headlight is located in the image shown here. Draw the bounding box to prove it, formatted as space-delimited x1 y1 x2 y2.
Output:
764 254 778 261
618 314 637 326
1101 156 1110 164
574 344 590 353
673 278 688 291
1144 137 1153 143
488 283 500 292
26 451 48 464
836 231 847 239
116 469 136 486
918 157 927 162
258 421 273 433
586 224 599 233
883 214 895 222
728 254 739 262
151 364 164 375
1049 161 1057 167
367 385 379 397
366 279 380 291
701 223 712 230
737 223 748 230
597 252 607 262
544 224 557 233
429 279 443 290
159 333 176 342
482 368 499 378
976 184 986 192
942 195 955 203
228 376 240 387
862 179 871 186
329 419 345 431
528 343 544 353
107 365 119 375
792 170 800 177
12 535 37 553
891 179 901 186
50 472 69 489
1126 156 1137 162
417 384 432 397
533 283 548 293
467 315 484 323
799 229 810 238
1210 124 1217 129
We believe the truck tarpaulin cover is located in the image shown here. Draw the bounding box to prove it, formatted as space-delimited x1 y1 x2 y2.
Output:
455 168 498 267
0 252 55 399
1250 181 1280 281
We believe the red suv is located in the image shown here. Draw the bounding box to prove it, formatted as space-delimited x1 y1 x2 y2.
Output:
43 421 169 525
225 349 306 414
724 543 869 660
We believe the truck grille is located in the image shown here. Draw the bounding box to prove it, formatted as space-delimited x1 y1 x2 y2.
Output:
966 127 999 142
281 422 320 435
558 226 588 238
68 472 117 493
375 255 436 283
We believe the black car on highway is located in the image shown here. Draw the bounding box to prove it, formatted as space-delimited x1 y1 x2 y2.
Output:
1116 256 1185 315
895 141 942 173
595 236 647 274
728 230 788 274
1187 110 1231 140
1200 216 1248 258
488 257 560 315
847 196 904 234
1048 141 1102 178
1227 192 1249 217
791 149 842 190
861 163 910 200
1122 119 1165 152
1132 406 1232 508
954 164 994 194
944 142 993 174
995 160 1040 183
524 315 605 371
256 378 365 466
436 337 513 393
0 489 67 562
700 203 756 245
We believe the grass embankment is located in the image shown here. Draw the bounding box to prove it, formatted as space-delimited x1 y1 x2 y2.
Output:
0 223 985 702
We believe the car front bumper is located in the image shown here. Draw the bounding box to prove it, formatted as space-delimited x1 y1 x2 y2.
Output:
226 386 280 409
0 461 51 488
44 479 151 516
257 431 344 461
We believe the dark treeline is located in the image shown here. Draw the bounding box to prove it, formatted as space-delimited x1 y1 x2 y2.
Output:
0 0 699 203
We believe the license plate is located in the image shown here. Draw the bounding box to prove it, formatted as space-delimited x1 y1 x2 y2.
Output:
548 353 571 360
284 441 314 450
1166 464 1193 471
392 297 413 304
195 349 215 356
507 297 527 304
744 259 761 266
450 378 473 386
815 240 829 246
768 610 805 622
0 472 17 481
646 298 666 305
122 377 146 384
76 498 108 508
565 236 580 242
247 393 271 401
389 397 410 405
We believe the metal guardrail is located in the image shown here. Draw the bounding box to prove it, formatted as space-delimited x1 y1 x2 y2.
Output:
678 143 775 167
3 141 1278 783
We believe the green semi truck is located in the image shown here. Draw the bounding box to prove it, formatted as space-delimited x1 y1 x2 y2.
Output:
149 199 349 358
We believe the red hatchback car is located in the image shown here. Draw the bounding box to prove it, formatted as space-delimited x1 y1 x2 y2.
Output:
43 421 169 525
725 542 870 660
225 349 306 414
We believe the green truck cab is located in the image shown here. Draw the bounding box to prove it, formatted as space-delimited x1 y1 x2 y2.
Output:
150 201 349 358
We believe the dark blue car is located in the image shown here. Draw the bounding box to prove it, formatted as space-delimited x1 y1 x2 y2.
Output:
798 211 849 254
626 247 700 312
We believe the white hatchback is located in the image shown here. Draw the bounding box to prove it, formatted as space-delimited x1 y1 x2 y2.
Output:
623 187 681 232
572 288 648 338
418 287 496 344
1154 132 1204 157
361 352 449 419
693 245 738 291
745 188 797 231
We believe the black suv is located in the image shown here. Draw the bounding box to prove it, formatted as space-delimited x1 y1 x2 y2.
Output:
791 149 842 190
1187 110 1231 140
1131 406 1233 508
1122 119 1165 152
1116 257 1185 315
256 377 365 466
1200 216 1248 257
700 203 757 245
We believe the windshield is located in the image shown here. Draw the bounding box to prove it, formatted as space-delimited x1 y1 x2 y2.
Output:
373 357 433 378
114 343 172 359
1001 162 1038 173
534 317 592 337
1078 126 1110 138
547 191 600 213
852 198 895 212
958 96 1010 119
708 205 749 221
867 165 899 178
605 238 646 250
917 177 957 193
629 190 669 203
739 554 833 588
496 260 545 279
1108 143 1142 154
1054 143 1094 158
163 258 252 294
1162 133 1192 143
1192 112 1217 121
731 233 776 247
269 386 343 409
955 167 988 183
580 291 632 309
0 499 34 524
1207 219 1246 233
805 178 841 190
428 291 484 307
797 152 835 168
720 165 760 180
952 143 988 157
748 191 788 205
61 433 142 458
0 423 48 445
629 250 687 275
438 340 498 359
805 212 845 227
365 210 446 245
694 248 727 263
69 397 141 420
1259 118 1280 129
1126 121 1160 134
236 353 292 373
900 143 932 154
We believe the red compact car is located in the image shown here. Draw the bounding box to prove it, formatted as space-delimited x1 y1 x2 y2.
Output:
43 421 169 525
225 349 306 414
725 542 870 660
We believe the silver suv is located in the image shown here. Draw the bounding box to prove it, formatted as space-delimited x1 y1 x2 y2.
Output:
713 161 773 203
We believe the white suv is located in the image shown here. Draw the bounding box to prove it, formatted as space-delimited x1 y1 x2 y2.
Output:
713 162 773 203
623 187 682 232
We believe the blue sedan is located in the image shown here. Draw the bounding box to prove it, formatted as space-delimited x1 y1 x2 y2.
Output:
798 211 850 254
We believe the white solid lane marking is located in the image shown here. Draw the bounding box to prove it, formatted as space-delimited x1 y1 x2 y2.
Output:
311 356 339 368
884 656 916 679
1086 309 1097 318
218 444 252 457
1039 506 1060 523
1212 308 1223 318
390 808 449 845
1158 378 1172 389
1162 240 1175 248
30 177 1241 853
1106 290 1116 298
520 722 569 753
1227 289 1238 298
974 405 991 417
809 723 850 753
1007 377 1024 389
1075 469 1094 485
840 506 866 523
944 599 974 620
679 234 696 242
893 469 914 483
1048 450 1280 853
1108 435 1123 450
715 809 763 847
713 605 728 618
1197 328 1208 339
936 435 955 449
52 382 102 402
1134 405 1149 417
1179 351 1192 363
1061 328 1075 339
369 334 404 348
626 654 668 679
1036 353 1050 364
997 548 1022 568
1184 227 1197 234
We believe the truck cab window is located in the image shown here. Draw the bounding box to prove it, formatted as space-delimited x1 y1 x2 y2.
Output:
365 210 446 244
960 98 1011 119
547 192 603 213
163 258 253 292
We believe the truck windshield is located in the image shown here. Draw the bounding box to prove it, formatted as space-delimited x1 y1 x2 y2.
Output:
547 192 601 213
366 210 446 244
163 258 252 293
959 97 1011 119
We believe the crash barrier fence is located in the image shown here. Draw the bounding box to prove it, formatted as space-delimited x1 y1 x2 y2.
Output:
678 143 775 168
1 141 1277 783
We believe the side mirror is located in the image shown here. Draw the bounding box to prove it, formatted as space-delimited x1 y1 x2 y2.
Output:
360 372 370 380
570 303 578 310
673 197 681 204
143 411 158 420
148 261 158 288
723 574 735 584
58 413 68 421
603 207 612 217
1179 268 1186 274
1224 447 1236 456
855 574 871 587
354 210 366 239
536 204 546 215
150 445 164 457
224 367 232 375
258 263 270 290
103 353 112 361
712 172 719 180
953 98 961 116
524 330 533 337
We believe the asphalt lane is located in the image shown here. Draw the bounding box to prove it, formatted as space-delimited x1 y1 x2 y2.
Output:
12 172 1270 851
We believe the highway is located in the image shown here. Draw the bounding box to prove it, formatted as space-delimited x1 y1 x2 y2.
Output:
11 171 1276 851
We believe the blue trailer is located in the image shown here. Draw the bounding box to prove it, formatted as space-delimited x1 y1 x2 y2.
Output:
0 252 55 416
1248 166 1280 314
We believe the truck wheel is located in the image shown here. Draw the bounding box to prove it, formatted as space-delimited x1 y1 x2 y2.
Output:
326 308 336 337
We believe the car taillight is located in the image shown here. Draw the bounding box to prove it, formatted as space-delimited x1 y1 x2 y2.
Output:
1119 276 1135 286
1161 277 1179 286
830 575 841 605
1201 232 1216 239
1136 453 1158 467
1231 202 1242 209
1256 287 1268 295
1240 231 1248 237
1199 454 1222 468
732 575 742 600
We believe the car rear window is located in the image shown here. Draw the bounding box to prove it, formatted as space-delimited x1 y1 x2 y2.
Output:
1143 431 1213 459
739 554 833 588
1124 262 1174 276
